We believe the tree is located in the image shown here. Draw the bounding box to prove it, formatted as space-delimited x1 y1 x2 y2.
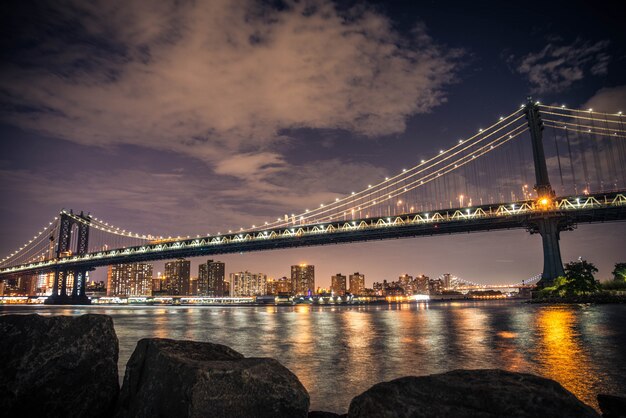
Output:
560 259 599 295
612 263 626 282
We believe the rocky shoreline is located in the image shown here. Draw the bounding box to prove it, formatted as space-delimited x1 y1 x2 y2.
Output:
1 314 624 417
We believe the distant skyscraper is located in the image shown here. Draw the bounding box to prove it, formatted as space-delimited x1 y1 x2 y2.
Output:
331 273 347 296
164 259 191 296
291 264 315 296
415 275 430 294
349 272 365 295
107 263 153 297
36 272 55 295
266 276 292 295
442 273 452 289
198 260 225 296
230 271 267 297
428 278 443 295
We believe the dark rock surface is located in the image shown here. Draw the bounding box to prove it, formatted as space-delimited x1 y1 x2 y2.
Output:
598 394 626 417
348 369 599 418
116 338 309 418
0 314 119 418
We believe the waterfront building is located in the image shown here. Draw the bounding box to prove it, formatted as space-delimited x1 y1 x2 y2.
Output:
164 259 191 296
36 272 55 295
291 264 315 296
230 271 267 297
415 275 430 294
266 276 292 295
429 278 444 295
442 273 452 289
349 272 365 295
107 263 153 297
331 273 347 295
190 277 199 296
198 260 226 296
373 279 405 296
85 280 106 297
399 274 415 294
152 271 165 294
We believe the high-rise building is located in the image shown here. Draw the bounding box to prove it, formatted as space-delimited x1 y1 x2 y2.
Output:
331 273 347 296
415 275 430 294
164 259 191 296
291 264 315 296
442 273 452 289
349 272 365 295
36 272 55 295
230 271 267 297
198 260 226 297
428 278 443 295
107 263 153 297
266 276 292 295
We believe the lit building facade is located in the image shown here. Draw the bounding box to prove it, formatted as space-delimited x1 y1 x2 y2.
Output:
349 272 365 295
230 271 267 297
164 259 191 296
331 273 347 296
107 263 153 297
291 264 315 296
198 260 226 297
266 276 292 295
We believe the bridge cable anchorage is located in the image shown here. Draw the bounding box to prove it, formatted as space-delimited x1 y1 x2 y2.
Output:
244 109 527 232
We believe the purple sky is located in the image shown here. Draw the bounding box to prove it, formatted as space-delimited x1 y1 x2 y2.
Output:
1 0 625 287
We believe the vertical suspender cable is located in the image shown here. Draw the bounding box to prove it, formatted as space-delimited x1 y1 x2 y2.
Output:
564 127 577 195
552 127 564 192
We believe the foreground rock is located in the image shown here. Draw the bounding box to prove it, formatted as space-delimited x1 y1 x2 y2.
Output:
0 314 119 418
349 369 599 418
598 394 626 417
116 338 309 418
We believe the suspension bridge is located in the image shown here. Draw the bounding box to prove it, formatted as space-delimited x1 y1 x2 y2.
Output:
1 98 625 304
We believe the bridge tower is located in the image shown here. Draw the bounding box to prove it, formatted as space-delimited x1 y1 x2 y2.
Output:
45 210 91 305
523 98 568 286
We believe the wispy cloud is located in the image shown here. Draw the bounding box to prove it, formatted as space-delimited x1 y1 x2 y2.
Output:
510 39 610 94
584 85 626 113
0 0 460 169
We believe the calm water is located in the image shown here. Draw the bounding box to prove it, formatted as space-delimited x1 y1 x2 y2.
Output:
2 301 625 413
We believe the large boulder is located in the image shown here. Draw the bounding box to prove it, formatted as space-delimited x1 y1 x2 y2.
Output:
348 369 599 418
116 338 309 418
0 314 119 418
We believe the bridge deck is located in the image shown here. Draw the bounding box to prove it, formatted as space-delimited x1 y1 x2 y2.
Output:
1 192 625 278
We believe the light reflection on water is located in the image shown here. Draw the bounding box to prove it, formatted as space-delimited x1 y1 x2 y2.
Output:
2 301 625 413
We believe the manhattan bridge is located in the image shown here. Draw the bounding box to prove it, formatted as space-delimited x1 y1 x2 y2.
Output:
1 99 625 304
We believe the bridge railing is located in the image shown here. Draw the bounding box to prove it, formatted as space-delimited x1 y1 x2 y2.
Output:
1 193 624 276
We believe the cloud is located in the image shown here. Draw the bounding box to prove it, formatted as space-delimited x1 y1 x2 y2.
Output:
584 85 626 113
511 39 610 94
0 154 387 238
0 0 460 169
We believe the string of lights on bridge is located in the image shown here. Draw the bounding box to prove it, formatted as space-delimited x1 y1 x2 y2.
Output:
1 102 625 271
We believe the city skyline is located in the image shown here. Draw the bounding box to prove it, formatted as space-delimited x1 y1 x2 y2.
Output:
1 0 625 285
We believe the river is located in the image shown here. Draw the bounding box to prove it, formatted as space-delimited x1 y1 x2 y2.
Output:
2 300 625 413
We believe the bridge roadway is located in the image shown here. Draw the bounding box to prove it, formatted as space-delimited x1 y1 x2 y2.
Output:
1 191 625 278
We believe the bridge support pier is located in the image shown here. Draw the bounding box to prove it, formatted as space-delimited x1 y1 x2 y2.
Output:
45 269 91 305
44 211 92 305
535 218 565 286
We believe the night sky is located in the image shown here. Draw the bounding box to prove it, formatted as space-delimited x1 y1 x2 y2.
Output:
1 0 625 287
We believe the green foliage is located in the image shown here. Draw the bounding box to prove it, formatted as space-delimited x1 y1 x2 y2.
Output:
538 259 600 298
611 262 626 282
601 280 626 291
560 259 599 295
